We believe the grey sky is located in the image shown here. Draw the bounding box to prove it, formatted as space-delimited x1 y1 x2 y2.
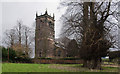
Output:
1 0 66 42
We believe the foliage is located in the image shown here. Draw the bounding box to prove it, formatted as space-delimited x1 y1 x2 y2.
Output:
9 48 17 60
109 51 120 64
14 57 32 63
2 47 16 62
66 39 79 57
59 57 81 60
1 46 32 63
109 51 120 60
2 47 8 61
37 57 81 60
38 57 52 60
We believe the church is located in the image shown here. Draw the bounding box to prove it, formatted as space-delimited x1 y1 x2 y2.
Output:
35 10 55 58
35 10 79 58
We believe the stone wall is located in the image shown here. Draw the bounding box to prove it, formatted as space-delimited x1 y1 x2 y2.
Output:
33 59 83 64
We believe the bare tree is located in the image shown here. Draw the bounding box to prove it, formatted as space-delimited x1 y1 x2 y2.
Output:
22 25 34 57
3 20 34 58
3 29 16 48
59 1 118 69
15 21 23 46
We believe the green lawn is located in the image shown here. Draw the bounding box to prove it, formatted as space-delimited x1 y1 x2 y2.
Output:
2 63 119 72
2 63 68 72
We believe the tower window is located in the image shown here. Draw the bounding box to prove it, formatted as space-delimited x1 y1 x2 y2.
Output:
40 20 42 22
49 21 53 29
39 51 41 57
49 21 52 25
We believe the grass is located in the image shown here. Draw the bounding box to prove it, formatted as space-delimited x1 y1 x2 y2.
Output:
2 63 119 72
102 67 118 72
2 63 67 72
60 64 118 72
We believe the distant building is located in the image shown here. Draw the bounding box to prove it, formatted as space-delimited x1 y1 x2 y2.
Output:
54 37 71 57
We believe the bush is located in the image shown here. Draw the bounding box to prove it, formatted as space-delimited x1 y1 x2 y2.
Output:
2 47 8 61
38 57 52 60
1 47 32 63
14 57 32 63
2 47 17 62
60 57 81 60
109 51 120 60
37 57 81 60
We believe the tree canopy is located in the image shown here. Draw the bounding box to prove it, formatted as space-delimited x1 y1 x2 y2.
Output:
59 1 118 69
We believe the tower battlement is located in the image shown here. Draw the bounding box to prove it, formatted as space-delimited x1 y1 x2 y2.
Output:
36 10 55 21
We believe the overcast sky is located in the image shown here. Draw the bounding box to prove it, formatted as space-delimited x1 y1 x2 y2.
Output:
0 0 66 44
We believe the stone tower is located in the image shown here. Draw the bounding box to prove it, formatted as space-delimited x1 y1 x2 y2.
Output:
35 10 55 58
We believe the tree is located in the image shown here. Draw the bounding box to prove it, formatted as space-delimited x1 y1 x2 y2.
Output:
66 39 79 57
15 21 23 46
1 47 16 62
3 29 17 48
59 1 118 69
3 20 34 58
2 47 8 61
22 25 34 57
14 21 34 57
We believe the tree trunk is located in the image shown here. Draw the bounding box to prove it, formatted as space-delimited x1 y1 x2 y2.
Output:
83 60 88 67
82 58 102 70
92 58 102 69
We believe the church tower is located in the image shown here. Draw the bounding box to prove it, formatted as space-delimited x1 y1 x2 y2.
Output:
35 10 55 58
